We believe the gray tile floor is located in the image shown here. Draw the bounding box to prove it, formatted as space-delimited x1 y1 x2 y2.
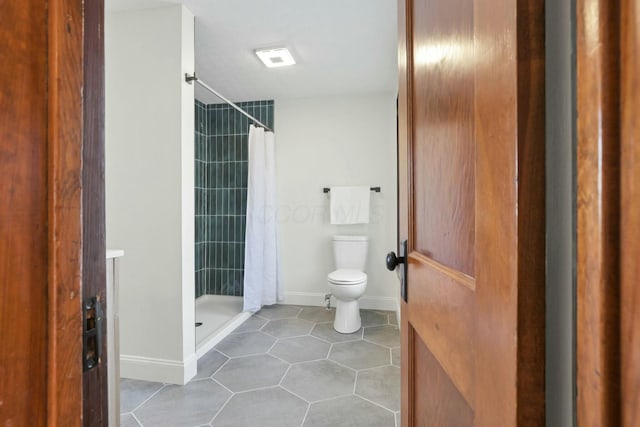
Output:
121 305 400 427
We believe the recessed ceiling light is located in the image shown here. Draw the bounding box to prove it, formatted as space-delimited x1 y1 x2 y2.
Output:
255 48 296 68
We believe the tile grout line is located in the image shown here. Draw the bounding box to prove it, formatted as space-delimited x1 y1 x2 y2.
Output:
303 392 359 406
307 334 334 345
266 337 280 353
228 383 296 397
279 383 313 405
299 403 311 427
355 392 400 416
274 355 331 366
362 337 397 349
277 363 294 387
322 357 358 373
263 331 315 340
207 388 235 426
124 383 167 417
211 377 235 395
209 357 233 379
131 412 144 427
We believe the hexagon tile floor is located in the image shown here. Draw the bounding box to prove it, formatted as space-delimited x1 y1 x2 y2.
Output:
120 305 400 427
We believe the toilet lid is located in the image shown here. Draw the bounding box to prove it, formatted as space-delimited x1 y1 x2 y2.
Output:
328 269 367 284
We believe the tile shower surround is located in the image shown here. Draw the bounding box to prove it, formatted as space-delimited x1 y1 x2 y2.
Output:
195 99 274 298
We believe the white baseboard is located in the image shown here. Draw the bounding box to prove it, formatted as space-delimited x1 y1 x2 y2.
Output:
282 292 327 307
120 353 197 385
283 292 398 312
360 295 399 312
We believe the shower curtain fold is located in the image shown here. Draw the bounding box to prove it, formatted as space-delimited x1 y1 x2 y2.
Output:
243 125 282 312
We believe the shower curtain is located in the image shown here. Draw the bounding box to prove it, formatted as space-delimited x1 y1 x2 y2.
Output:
243 125 282 312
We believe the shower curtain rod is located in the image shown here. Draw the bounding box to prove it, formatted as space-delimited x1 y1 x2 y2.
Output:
185 73 274 132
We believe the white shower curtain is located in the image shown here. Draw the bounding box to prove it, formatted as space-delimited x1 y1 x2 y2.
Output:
243 125 282 312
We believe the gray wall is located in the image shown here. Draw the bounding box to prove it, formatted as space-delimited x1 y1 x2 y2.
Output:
545 0 575 425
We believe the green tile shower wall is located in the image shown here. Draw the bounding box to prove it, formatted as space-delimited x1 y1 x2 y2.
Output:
195 99 274 298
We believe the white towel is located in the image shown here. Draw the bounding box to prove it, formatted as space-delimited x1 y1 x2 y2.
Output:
330 186 371 224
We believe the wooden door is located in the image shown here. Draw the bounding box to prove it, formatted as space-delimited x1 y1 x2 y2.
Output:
0 0 107 425
397 0 545 425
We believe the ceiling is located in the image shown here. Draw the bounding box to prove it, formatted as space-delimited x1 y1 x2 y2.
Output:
106 0 398 103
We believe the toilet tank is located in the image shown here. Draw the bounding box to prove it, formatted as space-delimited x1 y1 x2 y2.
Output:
333 235 369 271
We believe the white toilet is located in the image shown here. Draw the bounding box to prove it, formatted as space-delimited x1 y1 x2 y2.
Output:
328 235 368 333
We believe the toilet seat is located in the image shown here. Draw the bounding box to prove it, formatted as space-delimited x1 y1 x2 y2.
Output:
328 269 367 285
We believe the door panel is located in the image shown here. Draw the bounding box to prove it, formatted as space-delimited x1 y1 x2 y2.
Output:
414 336 474 426
412 0 475 277
409 255 475 403
398 0 545 425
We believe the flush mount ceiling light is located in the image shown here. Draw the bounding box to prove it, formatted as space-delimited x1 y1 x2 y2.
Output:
255 48 296 68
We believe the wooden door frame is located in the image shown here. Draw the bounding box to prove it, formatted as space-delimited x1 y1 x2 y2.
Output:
50 0 108 424
576 0 639 425
47 0 85 423
619 0 640 424
82 0 108 424
1 0 106 424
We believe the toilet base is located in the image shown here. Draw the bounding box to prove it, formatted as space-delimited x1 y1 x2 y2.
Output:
333 299 361 334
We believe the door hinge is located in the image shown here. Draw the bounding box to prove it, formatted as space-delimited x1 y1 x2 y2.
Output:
83 296 103 371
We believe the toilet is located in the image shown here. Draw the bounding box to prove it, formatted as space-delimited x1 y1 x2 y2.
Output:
328 235 368 333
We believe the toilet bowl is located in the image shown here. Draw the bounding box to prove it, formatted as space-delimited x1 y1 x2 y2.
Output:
328 269 367 333
328 235 368 334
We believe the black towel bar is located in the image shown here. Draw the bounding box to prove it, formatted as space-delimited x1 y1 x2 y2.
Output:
323 187 381 193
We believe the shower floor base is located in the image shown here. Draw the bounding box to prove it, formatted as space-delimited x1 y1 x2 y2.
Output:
195 295 251 359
